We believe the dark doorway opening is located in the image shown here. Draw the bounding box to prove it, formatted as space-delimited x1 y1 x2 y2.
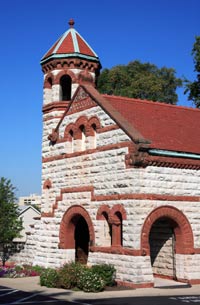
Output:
75 216 89 264
149 217 176 279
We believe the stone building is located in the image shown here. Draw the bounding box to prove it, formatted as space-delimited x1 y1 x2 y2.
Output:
16 19 200 288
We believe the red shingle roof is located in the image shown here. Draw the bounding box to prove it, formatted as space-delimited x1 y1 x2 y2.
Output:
41 19 99 63
103 94 200 154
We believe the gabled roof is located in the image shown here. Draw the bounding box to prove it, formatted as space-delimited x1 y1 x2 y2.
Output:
77 85 200 155
18 205 41 216
41 19 100 64
103 95 200 154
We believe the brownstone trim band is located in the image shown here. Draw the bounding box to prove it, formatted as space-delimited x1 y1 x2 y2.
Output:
116 280 154 289
41 58 100 74
41 185 200 218
43 115 63 122
43 101 69 113
90 246 142 256
42 141 132 163
145 155 200 170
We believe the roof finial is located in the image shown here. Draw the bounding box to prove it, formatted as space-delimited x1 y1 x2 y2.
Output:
68 18 75 28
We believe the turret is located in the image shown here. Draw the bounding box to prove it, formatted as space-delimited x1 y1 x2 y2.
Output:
41 19 101 106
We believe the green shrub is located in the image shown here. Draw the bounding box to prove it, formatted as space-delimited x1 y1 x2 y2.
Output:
39 263 116 292
14 265 23 272
77 268 105 292
57 262 86 289
32 265 45 274
91 264 116 286
40 268 59 288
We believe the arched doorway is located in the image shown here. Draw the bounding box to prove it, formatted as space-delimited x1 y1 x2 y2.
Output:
149 217 176 279
75 216 89 264
59 205 95 264
141 206 194 280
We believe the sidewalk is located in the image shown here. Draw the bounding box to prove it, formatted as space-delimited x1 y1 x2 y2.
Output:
0 276 200 302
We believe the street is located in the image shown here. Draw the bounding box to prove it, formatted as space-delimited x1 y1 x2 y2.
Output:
75 295 200 304
1 285 200 305
0 285 70 305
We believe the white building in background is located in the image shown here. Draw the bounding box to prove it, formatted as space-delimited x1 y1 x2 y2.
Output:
18 194 41 209
14 206 41 242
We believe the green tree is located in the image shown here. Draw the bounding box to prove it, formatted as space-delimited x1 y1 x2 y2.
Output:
184 36 200 108
0 177 23 266
97 60 182 104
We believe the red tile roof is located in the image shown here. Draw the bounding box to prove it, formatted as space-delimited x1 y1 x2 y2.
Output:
103 94 200 154
41 19 99 63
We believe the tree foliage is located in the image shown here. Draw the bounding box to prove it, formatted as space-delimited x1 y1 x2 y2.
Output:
97 60 182 104
184 36 200 108
0 177 23 266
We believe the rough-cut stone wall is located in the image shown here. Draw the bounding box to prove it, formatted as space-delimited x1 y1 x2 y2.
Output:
88 252 154 285
14 96 200 286
176 254 200 282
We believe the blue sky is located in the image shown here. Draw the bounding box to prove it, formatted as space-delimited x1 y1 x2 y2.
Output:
0 0 199 197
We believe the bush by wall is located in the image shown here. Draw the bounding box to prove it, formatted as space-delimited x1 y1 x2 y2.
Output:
77 268 105 292
40 268 59 288
57 262 85 289
91 264 116 286
39 262 116 292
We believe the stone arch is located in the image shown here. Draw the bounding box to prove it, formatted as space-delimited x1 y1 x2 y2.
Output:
64 123 75 141
43 178 52 189
141 205 194 256
87 116 101 137
88 116 101 129
44 73 54 88
76 116 88 128
74 116 88 140
96 204 110 220
54 70 76 84
59 205 95 250
110 204 127 221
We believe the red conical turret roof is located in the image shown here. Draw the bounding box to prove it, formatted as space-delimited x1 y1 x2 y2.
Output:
41 19 100 65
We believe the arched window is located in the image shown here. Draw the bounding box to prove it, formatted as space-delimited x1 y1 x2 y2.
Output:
47 77 53 88
110 205 126 247
43 179 52 211
60 75 72 101
96 205 112 247
80 125 86 151
91 123 97 149
113 212 123 247
88 117 100 149
102 212 112 246
69 129 74 153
